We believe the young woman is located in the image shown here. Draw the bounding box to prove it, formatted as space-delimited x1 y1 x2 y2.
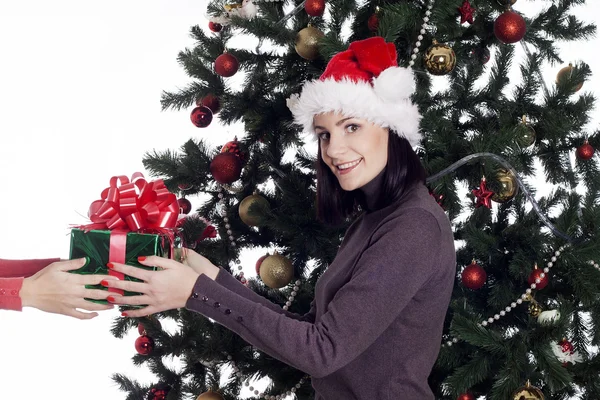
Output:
0 257 114 318
105 37 456 399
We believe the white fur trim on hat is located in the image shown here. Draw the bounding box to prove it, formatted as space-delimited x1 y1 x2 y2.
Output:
288 67 422 146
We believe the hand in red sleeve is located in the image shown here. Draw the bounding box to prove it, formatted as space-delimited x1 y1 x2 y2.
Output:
104 254 218 317
20 258 115 319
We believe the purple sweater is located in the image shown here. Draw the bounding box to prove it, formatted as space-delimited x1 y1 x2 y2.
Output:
186 175 456 399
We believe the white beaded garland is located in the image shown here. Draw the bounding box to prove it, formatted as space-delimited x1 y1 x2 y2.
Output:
439 244 599 348
408 0 435 68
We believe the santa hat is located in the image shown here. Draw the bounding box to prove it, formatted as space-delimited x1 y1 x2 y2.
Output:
287 36 422 146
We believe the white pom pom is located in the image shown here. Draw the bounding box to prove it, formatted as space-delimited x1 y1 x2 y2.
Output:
372 67 416 102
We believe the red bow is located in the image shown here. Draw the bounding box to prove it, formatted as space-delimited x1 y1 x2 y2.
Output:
84 172 178 232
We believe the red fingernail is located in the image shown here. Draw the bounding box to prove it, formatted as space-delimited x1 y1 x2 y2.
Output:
100 280 110 287
121 312 129 317
106 262 114 269
107 296 116 303
138 256 146 262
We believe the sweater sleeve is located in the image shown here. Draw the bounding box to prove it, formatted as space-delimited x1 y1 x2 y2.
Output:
0 258 61 278
0 277 25 311
215 266 315 323
186 210 441 378
0 258 60 312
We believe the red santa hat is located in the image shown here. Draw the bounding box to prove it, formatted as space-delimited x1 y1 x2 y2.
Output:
287 36 422 146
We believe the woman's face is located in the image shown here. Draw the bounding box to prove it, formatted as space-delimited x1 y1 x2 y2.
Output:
314 111 389 191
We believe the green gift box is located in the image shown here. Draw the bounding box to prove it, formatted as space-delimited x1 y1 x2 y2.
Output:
69 228 168 305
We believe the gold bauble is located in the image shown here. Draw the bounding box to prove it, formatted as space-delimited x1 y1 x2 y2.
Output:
556 63 583 92
238 193 270 227
516 116 536 147
424 40 456 75
512 381 544 400
196 389 225 400
295 25 324 60
491 169 518 203
528 302 543 318
259 252 294 289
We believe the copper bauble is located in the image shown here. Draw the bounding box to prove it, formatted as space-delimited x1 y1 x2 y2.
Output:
210 152 243 184
556 63 583 92
214 52 239 77
424 41 456 75
295 25 324 60
512 381 544 400
516 117 536 147
196 389 225 400
238 193 270 227
461 261 486 290
494 10 526 44
576 141 594 160
457 393 476 400
491 169 518 203
259 252 294 288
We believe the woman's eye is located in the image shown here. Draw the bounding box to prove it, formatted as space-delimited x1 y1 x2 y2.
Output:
317 132 330 141
346 124 359 133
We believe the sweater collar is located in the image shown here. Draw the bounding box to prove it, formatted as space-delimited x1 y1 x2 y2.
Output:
360 168 387 212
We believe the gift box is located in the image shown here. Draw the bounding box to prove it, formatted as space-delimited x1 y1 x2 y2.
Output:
69 172 179 305
69 228 167 304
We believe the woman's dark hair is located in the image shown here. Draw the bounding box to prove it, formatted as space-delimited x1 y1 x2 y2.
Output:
316 131 426 225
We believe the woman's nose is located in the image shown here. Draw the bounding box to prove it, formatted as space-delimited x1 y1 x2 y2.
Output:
326 134 347 157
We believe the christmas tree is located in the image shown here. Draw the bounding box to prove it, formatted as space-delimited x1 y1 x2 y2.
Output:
110 0 600 399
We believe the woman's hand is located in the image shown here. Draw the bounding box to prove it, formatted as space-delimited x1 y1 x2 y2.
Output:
20 258 115 319
102 255 203 317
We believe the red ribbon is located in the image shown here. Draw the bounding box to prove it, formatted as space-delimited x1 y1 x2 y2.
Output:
77 173 179 294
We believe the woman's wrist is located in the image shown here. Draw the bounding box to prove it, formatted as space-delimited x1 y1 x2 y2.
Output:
19 277 35 308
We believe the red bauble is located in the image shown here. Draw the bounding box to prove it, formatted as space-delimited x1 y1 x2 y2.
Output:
576 141 595 160
178 198 192 214
305 0 325 17
461 261 487 290
221 138 248 165
559 338 575 354
190 105 213 128
255 253 270 275
472 178 494 209
528 266 549 290
494 10 526 44
135 335 154 355
178 183 193 191
210 152 243 184
368 13 379 31
457 393 476 400
208 21 222 32
197 94 221 114
215 53 239 77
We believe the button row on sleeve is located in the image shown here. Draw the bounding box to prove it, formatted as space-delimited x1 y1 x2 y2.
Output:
192 292 243 323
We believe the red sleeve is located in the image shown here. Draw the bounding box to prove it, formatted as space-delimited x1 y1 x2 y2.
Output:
0 277 24 311
0 258 60 278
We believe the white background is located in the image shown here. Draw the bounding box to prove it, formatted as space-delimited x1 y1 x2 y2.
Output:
0 1 599 399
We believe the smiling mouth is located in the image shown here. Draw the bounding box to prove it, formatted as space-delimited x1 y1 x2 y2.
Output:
336 158 362 174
